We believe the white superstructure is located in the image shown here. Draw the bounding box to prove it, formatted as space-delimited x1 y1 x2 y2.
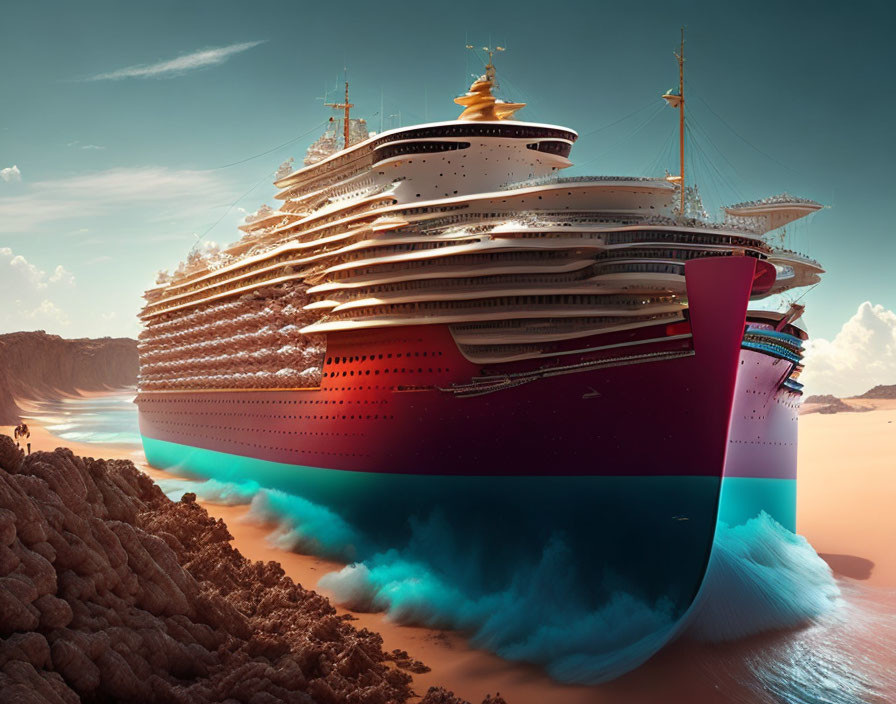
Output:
138 54 823 391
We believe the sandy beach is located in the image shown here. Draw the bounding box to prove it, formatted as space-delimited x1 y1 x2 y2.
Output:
4 391 895 703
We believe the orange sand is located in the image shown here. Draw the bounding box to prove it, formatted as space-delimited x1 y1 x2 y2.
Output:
4 391 894 703
797 398 896 587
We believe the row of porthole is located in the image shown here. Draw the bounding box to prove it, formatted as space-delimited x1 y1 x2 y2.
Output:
140 398 343 405
139 397 393 405
157 430 370 458
327 350 443 364
154 412 394 425
323 368 443 378
144 409 383 421
729 439 795 446
154 420 371 436
141 398 390 414
157 416 384 438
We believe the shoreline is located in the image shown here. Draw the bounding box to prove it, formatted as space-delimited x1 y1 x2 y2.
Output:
5 389 896 702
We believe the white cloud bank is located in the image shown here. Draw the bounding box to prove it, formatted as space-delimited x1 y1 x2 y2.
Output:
800 302 896 397
1 165 21 182
0 248 76 331
87 40 265 81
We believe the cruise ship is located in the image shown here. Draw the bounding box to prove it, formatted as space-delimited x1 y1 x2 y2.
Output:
136 46 824 679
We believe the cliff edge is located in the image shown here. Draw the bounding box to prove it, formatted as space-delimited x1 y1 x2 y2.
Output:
0 331 138 424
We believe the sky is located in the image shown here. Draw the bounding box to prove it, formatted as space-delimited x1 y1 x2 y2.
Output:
1 0 894 394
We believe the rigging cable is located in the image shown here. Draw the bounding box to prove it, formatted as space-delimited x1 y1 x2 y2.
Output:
686 105 747 197
183 119 334 250
205 120 328 171
685 124 729 215
638 120 677 178
579 99 664 139
575 101 666 170
192 165 283 248
690 89 808 178
686 123 744 211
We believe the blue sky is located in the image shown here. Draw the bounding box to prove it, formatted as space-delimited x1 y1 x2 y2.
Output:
1 1 894 390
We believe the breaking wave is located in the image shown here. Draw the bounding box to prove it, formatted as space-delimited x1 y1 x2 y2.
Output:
157 477 261 506
244 488 366 562
686 511 842 641
163 477 854 685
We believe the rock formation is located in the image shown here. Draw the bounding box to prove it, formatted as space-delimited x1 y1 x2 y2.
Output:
0 435 415 703
0 332 138 425
801 394 872 415
803 394 839 405
857 384 896 399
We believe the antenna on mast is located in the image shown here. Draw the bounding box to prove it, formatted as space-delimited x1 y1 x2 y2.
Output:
467 44 505 86
325 70 355 150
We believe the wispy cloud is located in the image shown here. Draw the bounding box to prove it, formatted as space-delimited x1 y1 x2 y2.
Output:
86 40 266 81
67 141 105 150
0 166 237 234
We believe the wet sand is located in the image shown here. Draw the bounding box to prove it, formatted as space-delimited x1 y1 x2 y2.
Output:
4 392 895 703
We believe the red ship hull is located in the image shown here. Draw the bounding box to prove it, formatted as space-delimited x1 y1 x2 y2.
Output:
138 257 759 480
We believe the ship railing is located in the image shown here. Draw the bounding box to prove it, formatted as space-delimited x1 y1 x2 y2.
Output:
727 193 821 210
497 175 661 191
769 248 822 268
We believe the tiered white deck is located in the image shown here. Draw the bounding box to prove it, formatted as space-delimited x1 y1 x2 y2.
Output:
139 67 823 386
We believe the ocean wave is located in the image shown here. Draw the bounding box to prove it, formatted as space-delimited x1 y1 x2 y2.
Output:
686 511 842 642
319 534 679 684
157 477 261 506
154 476 880 690
244 488 365 562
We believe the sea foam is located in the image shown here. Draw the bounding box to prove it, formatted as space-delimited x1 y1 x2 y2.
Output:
160 475 853 685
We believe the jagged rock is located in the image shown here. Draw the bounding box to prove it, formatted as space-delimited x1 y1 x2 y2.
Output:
419 688 509 704
0 435 23 472
385 647 432 673
0 437 419 703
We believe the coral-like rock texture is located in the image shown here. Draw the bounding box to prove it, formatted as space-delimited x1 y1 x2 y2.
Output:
0 332 138 424
419 688 507 704
0 435 415 703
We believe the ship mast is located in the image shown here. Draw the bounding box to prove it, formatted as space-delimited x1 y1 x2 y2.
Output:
326 80 354 150
662 28 686 213
676 28 685 213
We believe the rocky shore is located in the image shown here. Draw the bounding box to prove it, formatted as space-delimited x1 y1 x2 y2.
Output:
0 436 501 704
0 332 138 424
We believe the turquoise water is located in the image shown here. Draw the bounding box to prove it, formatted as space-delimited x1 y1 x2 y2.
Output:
37 393 896 698
23 389 141 448
146 435 720 681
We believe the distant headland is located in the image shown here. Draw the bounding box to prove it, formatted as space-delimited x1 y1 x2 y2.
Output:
0 331 138 424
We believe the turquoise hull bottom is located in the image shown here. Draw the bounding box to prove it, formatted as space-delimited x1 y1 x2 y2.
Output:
142 435 797 680
718 476 797 532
